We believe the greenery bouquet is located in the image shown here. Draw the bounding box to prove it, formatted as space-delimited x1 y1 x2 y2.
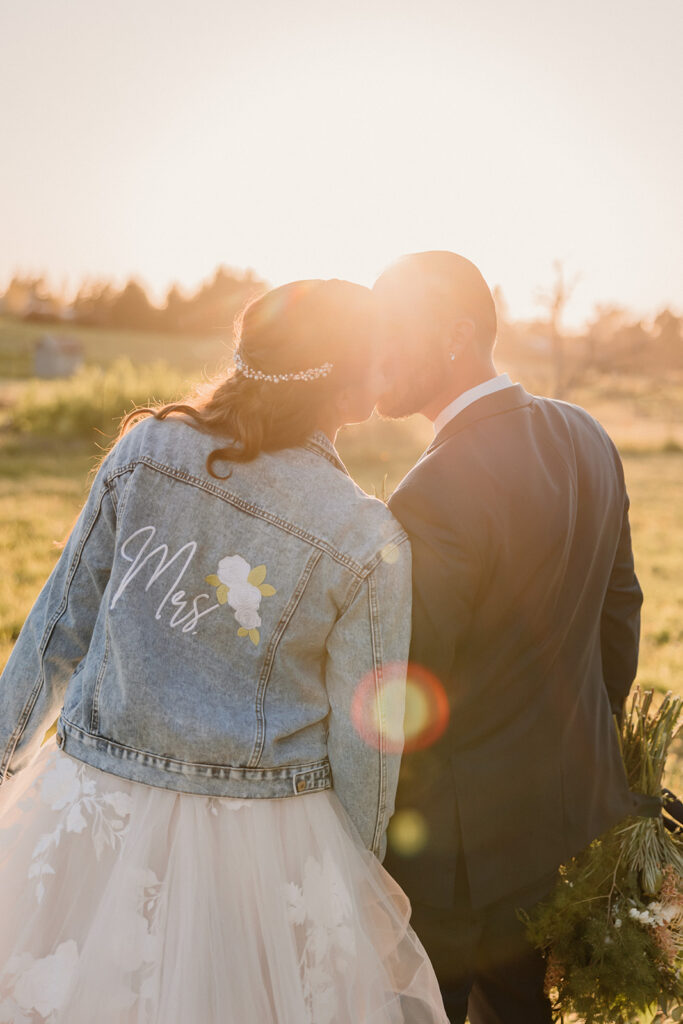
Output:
524 689 683 1024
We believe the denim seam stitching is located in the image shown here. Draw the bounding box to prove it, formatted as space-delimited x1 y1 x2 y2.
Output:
337 573 365 618
111 467 136 519
360 531 411 577
0 671 43 780
0 485 109 778
103 461 138 487
368 571 387 857
129 457 366 575
301 438 349 474
89 623 110 734
60 716 330 775
247 549 324 768
38 488 108 655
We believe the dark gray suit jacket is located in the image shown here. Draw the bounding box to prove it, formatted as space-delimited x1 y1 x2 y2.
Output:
384 384 643 910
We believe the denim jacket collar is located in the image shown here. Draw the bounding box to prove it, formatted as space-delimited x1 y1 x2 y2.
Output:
302 431 350 476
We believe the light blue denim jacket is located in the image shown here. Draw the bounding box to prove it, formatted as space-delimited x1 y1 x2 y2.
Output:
0 418 411 857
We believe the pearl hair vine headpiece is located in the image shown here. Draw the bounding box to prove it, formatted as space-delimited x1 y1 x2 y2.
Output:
233 350 333 383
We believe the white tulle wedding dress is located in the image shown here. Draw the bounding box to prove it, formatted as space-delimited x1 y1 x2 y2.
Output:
0 740 448 1023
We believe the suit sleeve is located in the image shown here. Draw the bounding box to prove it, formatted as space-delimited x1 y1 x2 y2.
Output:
600 489 643 718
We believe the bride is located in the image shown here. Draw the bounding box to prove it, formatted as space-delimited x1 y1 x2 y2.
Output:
0 278 448 1023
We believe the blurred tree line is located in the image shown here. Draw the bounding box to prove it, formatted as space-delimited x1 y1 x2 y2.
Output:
0 266 265 334
1 263 681 396
494 304 683 397
493 263 682 397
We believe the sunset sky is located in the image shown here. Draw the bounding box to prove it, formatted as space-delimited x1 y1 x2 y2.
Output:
1 0 681 326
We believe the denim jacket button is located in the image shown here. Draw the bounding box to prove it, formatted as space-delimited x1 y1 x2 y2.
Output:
55 731 64 748
296 778 306 793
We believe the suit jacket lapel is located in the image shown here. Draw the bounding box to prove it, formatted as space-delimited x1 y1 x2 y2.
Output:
426 384 534 456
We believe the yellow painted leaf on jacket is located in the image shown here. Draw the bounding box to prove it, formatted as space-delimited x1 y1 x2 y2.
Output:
249 629 260 646
205 574 221 586
259 584 276 596
237 627 249 636
247 565 267 586
216 584 229 605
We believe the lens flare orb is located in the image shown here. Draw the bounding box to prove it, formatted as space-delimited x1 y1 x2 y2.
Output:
403 663 449 753
388 809 429 858
350 662 449 755
350 663 407 755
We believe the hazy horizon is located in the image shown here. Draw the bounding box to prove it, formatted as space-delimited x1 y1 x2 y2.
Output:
2 0 681 329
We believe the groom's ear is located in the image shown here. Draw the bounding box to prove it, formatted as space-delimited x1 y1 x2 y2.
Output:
444 318 477 360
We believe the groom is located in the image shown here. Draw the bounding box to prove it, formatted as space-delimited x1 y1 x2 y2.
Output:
374 252 643 1024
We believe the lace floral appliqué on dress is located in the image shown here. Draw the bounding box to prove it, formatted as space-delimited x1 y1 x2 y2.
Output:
0 742 448 1023
28 751 133 903
0 749 165 1021
286 850 356 1024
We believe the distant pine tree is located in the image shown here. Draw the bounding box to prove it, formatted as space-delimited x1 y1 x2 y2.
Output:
108 280 160 331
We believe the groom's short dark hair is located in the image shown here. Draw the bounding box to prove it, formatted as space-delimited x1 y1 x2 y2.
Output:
374 251 498 352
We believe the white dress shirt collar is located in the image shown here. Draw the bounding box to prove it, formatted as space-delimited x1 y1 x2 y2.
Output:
433 374 515 436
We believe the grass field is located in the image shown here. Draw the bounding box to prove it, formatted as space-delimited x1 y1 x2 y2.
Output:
0 315 230 377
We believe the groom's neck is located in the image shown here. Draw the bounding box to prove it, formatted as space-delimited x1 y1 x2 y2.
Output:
420 357 499 423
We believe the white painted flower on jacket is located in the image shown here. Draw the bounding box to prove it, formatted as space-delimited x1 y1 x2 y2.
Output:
234 606 262 630
205 554 276 646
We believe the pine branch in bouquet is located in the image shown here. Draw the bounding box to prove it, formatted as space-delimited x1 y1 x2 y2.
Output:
523 689 683 1024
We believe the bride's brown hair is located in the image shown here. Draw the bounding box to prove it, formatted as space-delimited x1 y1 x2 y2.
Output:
119 279 376 477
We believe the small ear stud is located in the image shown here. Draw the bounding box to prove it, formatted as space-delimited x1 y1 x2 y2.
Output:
449 353 456 361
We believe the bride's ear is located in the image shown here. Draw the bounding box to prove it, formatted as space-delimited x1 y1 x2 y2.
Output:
334 386 357 419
